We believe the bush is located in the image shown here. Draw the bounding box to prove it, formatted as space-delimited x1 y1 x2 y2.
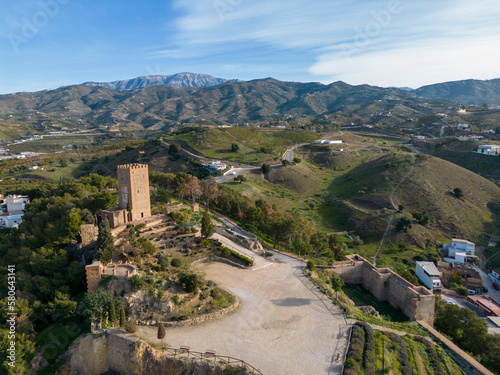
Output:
178 272 203 293
124 320 137 333
307 260 316 271
171 258 182 267
356 322 375 374
454 286 469 296
158 255 169 269
129 275 144 292
171 295 180 305
345 324 365 373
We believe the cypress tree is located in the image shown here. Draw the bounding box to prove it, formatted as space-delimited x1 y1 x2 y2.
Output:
97 218 114 264
201 210 215 239
119 307 126 327
109 301 117 325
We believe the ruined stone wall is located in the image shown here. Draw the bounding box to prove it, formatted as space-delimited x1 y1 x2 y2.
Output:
60 330 251 375
330 261 364 284
85 262 102 292
331 255 435 325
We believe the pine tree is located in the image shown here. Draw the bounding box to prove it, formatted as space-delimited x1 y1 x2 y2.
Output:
201 210 215 239
97 218 115 264
109 301 117 325
157 322 166 349
119 307 126 327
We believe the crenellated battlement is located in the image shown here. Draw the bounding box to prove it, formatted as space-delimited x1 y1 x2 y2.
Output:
117 163 148 170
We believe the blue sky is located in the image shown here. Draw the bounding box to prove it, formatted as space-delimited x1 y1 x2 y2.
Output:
1 0 500 94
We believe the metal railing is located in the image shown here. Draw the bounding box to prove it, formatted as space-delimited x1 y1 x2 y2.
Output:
163 347 263 374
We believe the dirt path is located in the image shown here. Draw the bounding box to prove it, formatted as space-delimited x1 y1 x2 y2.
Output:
372 156 416 266
135 245 348 374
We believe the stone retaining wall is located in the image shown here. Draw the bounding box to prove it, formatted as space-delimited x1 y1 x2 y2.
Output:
137 290 240 328
192 256 251 269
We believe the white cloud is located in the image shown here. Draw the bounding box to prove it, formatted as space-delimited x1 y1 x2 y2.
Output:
150 0 500 86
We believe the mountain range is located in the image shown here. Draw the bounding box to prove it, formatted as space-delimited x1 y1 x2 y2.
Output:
0 78 451 132
82 72 239 90
1 73 500 136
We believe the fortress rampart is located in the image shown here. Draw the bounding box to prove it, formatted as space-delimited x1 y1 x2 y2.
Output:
331 254 435 325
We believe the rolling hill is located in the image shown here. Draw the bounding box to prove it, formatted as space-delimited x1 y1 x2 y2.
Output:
319 150 500 246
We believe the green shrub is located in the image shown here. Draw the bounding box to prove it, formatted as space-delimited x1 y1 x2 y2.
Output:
171 258 182 267
307 260 316 271
171 295 180 305
356 322 375 374
218 247 254 266
157 291 164 299
129 275 144 292
345 324 365 372
158 255 169 269
178 272 203 293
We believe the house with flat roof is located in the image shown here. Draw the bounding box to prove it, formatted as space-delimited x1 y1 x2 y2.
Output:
416 262 442 292
476 145 500 156
467 295 500 317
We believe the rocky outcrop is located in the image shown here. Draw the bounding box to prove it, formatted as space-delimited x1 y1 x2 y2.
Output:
60 330 251 375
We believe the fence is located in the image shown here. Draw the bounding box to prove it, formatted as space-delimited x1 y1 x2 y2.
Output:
163 347 263 375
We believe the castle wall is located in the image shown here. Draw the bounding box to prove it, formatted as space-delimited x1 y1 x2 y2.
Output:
331 254 435 325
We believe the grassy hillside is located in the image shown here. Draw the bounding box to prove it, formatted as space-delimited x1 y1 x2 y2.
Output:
164 127 316 163
415 138 500 184
319 150 500 245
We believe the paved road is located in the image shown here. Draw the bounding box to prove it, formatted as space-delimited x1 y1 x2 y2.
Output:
282 143 309 162
217 143 311 183
136 238 349 375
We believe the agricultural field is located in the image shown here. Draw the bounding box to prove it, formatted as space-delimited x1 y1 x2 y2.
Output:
344 322 462 375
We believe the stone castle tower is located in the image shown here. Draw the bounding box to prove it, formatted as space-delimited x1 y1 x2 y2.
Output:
102 164 151 228
117 164 151 221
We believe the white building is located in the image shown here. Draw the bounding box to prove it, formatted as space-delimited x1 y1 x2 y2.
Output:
443 239 475 255
202 161 227 171
476 145 500 156
415 262 442 292
0 212 24 228
6 195 30 212
0 195 29 229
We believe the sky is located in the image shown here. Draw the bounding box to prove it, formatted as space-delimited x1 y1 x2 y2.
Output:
1 0 500 94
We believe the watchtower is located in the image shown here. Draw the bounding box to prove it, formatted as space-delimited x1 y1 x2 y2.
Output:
117 164 151 221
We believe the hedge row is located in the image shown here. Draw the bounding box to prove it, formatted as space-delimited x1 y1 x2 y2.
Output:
344 324 365 375
219 246 254 266
386 332 411 375
357 322 375 375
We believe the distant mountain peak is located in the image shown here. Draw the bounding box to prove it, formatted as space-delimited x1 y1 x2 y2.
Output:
82 72 241 90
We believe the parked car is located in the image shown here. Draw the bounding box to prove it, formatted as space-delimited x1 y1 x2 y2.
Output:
445 299 456 305
493 283 500 290
468 289 476 295
483 286 488 293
